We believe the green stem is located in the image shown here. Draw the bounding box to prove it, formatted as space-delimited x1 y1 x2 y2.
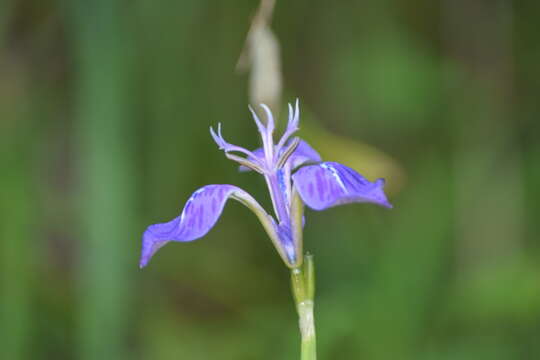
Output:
291 254 317 360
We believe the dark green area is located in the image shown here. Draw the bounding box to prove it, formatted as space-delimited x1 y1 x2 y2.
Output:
1 1 539 359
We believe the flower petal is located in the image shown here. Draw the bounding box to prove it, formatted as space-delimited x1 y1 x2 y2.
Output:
292 162 392 210
287 140 321 170
140 185 271 268
238 140 321 172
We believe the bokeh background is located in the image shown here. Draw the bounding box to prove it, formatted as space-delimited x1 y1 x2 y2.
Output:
1 0 540 359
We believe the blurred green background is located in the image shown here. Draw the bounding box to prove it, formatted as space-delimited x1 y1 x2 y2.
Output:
1 0 540 359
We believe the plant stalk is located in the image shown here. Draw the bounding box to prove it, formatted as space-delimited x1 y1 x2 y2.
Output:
291 253 316 360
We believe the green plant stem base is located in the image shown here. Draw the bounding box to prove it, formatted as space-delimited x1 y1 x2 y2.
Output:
291 254 317 360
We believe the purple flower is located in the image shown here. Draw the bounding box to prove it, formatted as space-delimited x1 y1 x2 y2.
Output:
140 100 392 268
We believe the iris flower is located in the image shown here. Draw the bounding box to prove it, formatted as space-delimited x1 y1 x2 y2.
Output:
140 100 392 268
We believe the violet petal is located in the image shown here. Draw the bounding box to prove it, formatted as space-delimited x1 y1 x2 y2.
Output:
292 162 392 211
140 185 254 268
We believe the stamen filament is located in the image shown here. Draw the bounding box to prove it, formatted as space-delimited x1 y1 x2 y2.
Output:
276 137 300 169
225 153 265 174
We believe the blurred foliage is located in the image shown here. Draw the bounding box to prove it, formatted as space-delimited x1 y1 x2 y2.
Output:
1 1 539 359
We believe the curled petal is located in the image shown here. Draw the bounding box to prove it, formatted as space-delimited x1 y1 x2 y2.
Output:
292 162 392 211
140 185 276 268
210 124 261 161
248 105 267 137
258 104 275 162
259 104 275 136
248 105 273 164
276 99 300 150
